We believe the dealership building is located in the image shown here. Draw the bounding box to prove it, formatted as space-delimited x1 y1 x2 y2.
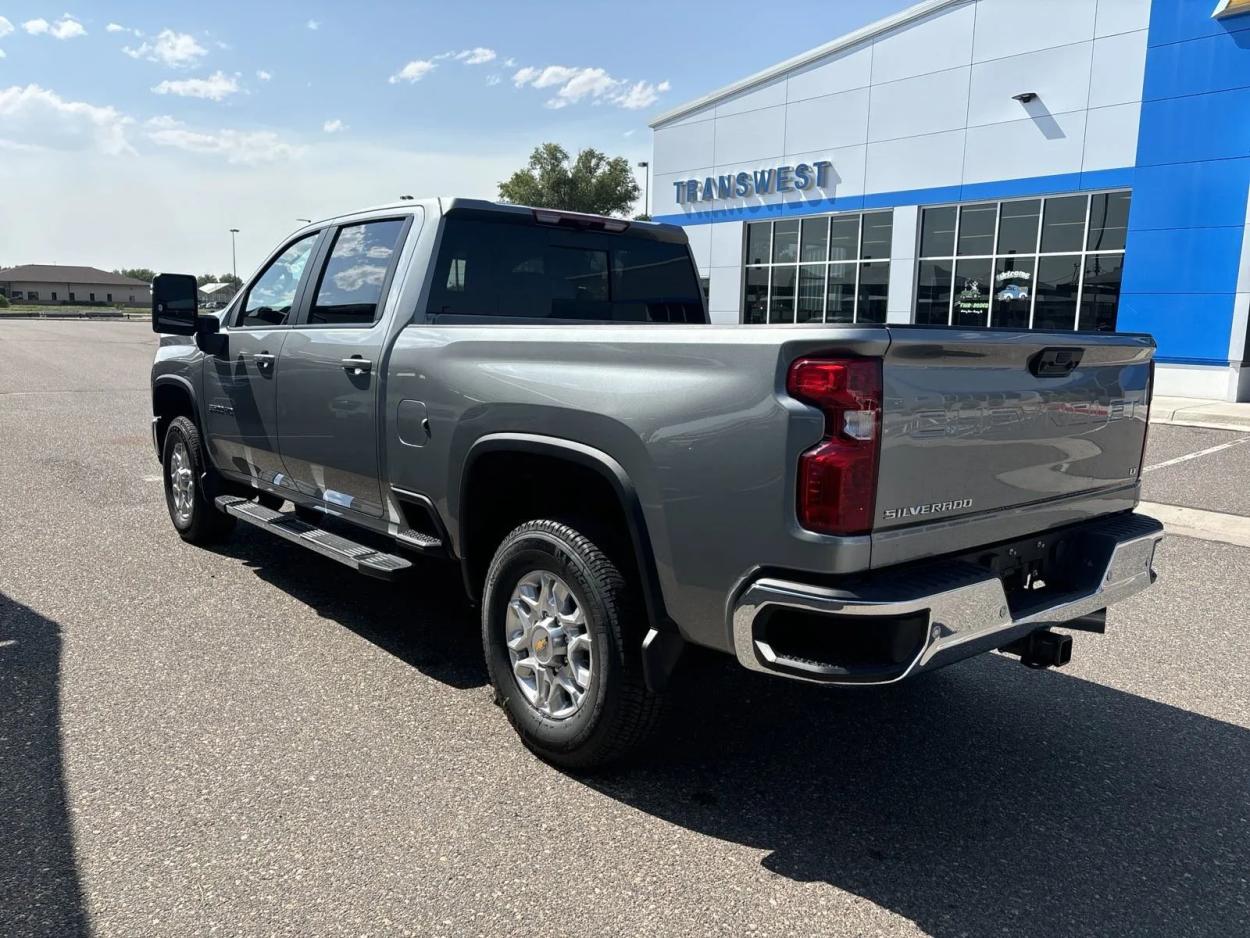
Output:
649 0 1250 400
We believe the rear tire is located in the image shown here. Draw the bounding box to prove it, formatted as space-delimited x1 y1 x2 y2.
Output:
162 416 234 544
481 520 663 771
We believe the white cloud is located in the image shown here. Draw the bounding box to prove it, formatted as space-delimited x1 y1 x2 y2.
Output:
435 47 496 66
389 59 436 84
323 118 346 133
485 74 501 86
306 19 319 30
511 64 672 110
502 57 516 67
256 69 272 81
614 79 671 110
332 262 387 291
0 50 7 59
23 15 86 39
0 16 13 39
124 29 207 68
0 84 133 155
106 22 141 36
454 47 496 65
510 66 539 86
147 126 301 164
0 137 522 274
152 71 241 102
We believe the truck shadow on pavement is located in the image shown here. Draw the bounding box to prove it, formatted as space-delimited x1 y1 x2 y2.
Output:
0 593 90 938
592 654 1250 938
210 526 488 690
200 531 1249 936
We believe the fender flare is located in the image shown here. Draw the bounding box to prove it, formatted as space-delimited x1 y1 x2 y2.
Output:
457 432 673 633
151 373 200 452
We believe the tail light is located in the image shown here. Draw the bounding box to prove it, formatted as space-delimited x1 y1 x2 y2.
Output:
1137 359 1155 480
787 357 882 535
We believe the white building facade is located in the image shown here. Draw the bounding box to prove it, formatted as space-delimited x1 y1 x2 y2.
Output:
649 0 1250 401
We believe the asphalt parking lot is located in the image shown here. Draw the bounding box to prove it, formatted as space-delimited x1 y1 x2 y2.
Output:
2 320 1249 937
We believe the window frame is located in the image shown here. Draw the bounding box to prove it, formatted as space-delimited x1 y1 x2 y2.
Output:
913 189 1129 332
741 210 893 325
231 229 325 330
289 214 414 329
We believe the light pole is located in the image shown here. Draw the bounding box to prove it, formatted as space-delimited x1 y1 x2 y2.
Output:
229 228 239 280
295 218 311 224
636 161 650 217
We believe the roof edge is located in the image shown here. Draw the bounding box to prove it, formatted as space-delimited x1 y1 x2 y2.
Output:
648 0 968 129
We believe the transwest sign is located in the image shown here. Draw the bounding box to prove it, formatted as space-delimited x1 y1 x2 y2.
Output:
673 161 834 205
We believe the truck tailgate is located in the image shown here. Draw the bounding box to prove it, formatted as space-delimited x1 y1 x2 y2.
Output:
874 327 1153 555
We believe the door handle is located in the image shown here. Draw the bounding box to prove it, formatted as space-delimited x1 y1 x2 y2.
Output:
341 357 373 375
253 352 276 370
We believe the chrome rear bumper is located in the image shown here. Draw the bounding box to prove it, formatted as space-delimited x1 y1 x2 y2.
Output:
731 513 1163 685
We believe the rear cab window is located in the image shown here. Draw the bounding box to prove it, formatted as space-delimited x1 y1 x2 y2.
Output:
426 212 704 324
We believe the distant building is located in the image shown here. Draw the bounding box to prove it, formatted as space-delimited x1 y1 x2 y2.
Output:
649 0 1250 401
0 265 151 307
198 281 240 308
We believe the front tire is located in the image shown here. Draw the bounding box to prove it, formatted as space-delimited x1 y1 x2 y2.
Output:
482 520 663 770
162 416 234 544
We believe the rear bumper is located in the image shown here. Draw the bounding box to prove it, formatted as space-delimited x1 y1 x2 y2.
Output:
731 512 1163 685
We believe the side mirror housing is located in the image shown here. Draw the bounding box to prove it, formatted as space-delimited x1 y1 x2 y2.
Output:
152 273 199 335
194 312 226 355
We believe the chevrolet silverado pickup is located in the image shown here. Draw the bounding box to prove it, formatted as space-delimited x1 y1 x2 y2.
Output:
150 198 1163 768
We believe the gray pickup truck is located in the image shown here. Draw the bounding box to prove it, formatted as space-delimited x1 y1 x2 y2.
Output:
150 198 1163 768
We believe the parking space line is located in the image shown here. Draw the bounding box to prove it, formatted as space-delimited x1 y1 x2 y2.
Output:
1138 501 1250 549
1143 436 1250 473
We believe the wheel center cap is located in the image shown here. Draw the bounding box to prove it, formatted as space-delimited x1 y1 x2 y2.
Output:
531 621 563 665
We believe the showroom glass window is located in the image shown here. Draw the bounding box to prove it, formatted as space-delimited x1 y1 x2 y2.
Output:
915 191 1129 331
743 211 892 324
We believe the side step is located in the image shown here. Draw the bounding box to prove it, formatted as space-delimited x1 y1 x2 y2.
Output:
215 496 413 581
396 527 444 553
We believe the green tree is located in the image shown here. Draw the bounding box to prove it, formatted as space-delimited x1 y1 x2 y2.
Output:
197 273 243 287
115 267 156 283
498 143 641 217
0 294 10 309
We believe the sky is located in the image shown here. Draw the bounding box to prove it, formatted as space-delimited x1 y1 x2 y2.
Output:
0 0 911 275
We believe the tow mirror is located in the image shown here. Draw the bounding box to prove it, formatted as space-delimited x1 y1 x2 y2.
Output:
152 273 199 335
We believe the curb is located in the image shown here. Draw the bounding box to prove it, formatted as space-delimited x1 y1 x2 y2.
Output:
1149 416 1250 433
0 312 147 321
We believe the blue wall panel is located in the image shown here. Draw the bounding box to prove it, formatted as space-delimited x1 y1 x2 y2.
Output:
1129 158 1250 231
1116 1 1250 366
1146 0 1250 47
1135 87 1250 167
1120 225 1246 295
1117 293 1236 362
1144 30 1250 101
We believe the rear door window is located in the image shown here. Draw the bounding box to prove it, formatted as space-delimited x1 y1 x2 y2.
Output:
307 219 407 326
426 217 703 323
